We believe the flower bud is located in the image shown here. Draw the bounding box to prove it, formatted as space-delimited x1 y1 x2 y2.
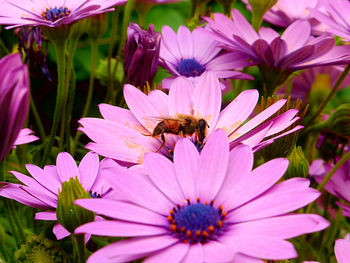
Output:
326 104 350 137
123 22 161 88
217 0 237 15
56 177 95 233
86 13 108 39
284 146 309 179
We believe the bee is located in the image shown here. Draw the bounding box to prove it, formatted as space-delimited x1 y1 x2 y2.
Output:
147 114 209 152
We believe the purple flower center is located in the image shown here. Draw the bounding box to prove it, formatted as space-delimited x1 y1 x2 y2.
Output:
177 59 205 77
41 7 71 22
168 199 226 244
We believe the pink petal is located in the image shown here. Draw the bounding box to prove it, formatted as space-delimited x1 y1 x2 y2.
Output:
75 199 165 225
281 20 311 53
26 164 60 195
162 26 182 61
144 152 184 203
53 223 71 240
229 178 319 222
168 77 194 116
35 211 56 220
75 220 167 237
192 72 221 133
177 26 193 59
214 144 253 206
197 129 229 201
182 243 204 263
335 239 350 263
173 138 199 201
215 89 258 135
86 235 179 263
78 152 99 191
56 152 79 182
143 242 189 263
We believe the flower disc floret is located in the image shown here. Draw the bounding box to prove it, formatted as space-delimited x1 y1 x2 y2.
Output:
169 199 226 244
177 58 206 77
41 7 71 22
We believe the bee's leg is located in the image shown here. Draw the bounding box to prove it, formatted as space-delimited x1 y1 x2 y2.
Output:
142 133 152 136
155 133 166 153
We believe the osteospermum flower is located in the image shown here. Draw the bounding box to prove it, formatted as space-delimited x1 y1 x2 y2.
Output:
0 0 126 29
335 235 350 263
0 53 38 161
79 72 302 164
0 152 114 240
75 130 329 262
160 25 254 87
202 10 350 95
309 0 350 41
277 66 350 101
310 158 350 218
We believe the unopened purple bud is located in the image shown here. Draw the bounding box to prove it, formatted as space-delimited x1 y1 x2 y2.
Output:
123 22 161 87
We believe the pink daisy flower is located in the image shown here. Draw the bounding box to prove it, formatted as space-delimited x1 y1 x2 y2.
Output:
309 0 350 41
277 66 350 100
310 158 350 218
75 130 329 262
0 152 115 240
0 53 38 161
0 0 126 29
160 25 254 88
79 72 302 164
202 9 350 94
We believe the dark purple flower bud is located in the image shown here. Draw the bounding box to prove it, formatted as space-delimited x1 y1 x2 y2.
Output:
123 22 161 88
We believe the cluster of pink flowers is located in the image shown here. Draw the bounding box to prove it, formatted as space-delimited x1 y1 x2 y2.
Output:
1 0 350 262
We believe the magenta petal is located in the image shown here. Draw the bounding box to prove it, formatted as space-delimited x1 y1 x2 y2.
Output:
86 235 179 263
144 152 184 203
75 220 167 237
222 158 288 211
56 152 79 182
232 253 263 263
25 164 60 195
75 199 165 225
148 90 169 116
168 77 194 116
177 26 193 59
197 129 229 201
335 239 350 263
281 20 311 53
143 242 189 263
202 241 237 262
78 152 99 191
215 144 253 206
231 214 329 239
229 178 319 222
182 243 204 263
173 138 199 201
215 89 258 135
35 211 56 220
104 164 173 215
192 72 221 133
53 223 71 240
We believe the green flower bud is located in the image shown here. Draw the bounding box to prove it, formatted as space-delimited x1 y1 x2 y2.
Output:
284 146 309 179
248 0 278 31
15 234 68 263
86 13 108 39
217 0 237 15
326 104 350 137
56 177 95 233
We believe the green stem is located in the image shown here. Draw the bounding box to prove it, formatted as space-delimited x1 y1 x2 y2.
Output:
305 64 350 128
117 0 135 59
58 36 80 151
30 94 46 141
41 39 67 166
73 234 86 263
106 8 120 103
71 40 99 156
